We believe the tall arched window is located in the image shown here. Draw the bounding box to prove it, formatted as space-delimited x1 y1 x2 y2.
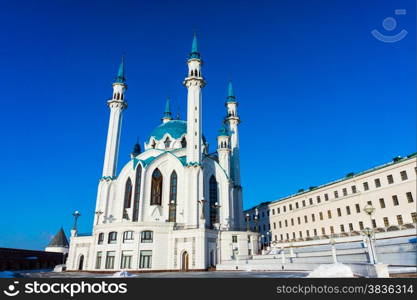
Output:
181 137 187 148
132 164 142 222
168 171 177 222
150 169 163 205
209 175 218 227
123 178 132 219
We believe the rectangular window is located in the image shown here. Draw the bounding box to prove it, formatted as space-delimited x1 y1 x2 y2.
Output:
317 196 321 203
387 174 394 184
406 192 414 203
279 221 282 228
280 234 283 241
321 227 325 235
372 219 377 228
324 193 329 201
392 195 399 206
272 209 275 215
277 208 280 214
330 226 334 234
139 250 152 269
363 182 369 191
289 204 293 210
123 231 134 243
295 202 299 209
105 251 115 269
397 215 403 225
400 171 408 181
283 206 286 213
375 178 381 188
349 223 353 231
355 204 361 213
411 212 417 223
334 191 339 198
286 233 289 240
285 220 288 227
383 217 389 227
292 232 296 239
304 215 308 223
340 224 345 232
309 198 313 205
346 206 351 215
367 200 372 205
95 252 102 269
379 198 386 208
108 232 117 244
359 221 364 230
327 210 332 219
319 212 323 220
232 235 237 243
273 222 276 229
313 229 317 236
267 210 270 216
263 224 266 231
351 185 357 194
297 217 301 225
299 231 302 238
337 208 342 217
302 200 306 207
306 230 310 237
311 214 315 222
98 233 104 245
120 251 133 269
291 218 294 226
141 231 153 243
342 188 347 196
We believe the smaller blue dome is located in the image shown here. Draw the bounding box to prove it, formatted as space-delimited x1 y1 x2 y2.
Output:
150 120 187 141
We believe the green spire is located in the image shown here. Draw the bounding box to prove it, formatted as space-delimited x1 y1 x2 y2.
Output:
163 98 172 120
226 80 236 102
218 124 229 136
115 56 126 83
189 33 200 59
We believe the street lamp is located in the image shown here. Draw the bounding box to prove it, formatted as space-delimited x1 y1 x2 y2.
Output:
245 213 250 231
362 227 377 264
94 210 103 225
72 210 81 230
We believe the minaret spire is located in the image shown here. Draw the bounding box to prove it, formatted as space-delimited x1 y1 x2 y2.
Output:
162 97 173 123
101 57 128 178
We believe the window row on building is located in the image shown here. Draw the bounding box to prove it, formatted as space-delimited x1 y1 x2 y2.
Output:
95 250 152 269
270 212 417 242
252 170 411 220
97 230 154 245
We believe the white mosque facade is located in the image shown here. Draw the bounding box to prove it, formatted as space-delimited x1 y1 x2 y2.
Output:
65 36 259 272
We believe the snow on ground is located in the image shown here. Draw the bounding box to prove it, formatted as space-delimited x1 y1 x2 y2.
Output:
111 270 137 277
307 263 354 278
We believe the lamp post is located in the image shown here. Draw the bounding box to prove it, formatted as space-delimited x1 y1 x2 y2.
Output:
72 210 81 230
364 204 376 228
94 210 103 225
245 213 250 231
329 238 337 263
363 227 377 264
254 208 259 232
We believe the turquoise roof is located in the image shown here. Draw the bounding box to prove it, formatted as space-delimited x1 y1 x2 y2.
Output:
115 56 126 83
189 34 200 59
150 120 187 141
218 125 229 136
226 81 236 103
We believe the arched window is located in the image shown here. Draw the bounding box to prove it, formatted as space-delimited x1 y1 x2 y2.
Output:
209 175 218 227
122 178 132 219
132 164 142 222
151 140 156 149
164 137 171 149
108 231 117 244
181 137 187 148
168 171 177 222
98 233 104 244
190 70 194 76
150 169 163 205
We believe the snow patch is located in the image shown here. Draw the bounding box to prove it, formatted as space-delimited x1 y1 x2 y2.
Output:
112 270 136 277
307 263 354 278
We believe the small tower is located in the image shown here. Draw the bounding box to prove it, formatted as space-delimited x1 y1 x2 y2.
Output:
224 81 241 185
45 227 69 254
102 57 128 178
217 125 231 176
162 98 173 123
183 34 206 165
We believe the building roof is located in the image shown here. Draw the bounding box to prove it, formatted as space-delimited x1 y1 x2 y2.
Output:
150 120 187 141
47 227 69 248
245 152 417 211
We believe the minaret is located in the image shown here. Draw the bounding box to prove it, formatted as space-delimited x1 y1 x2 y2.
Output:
183 34 206 165
102 57 128 178
162 98 173 123
224 81 240 185
217 125 231 176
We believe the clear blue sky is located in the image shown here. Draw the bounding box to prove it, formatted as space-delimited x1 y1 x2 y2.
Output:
0 0 415 250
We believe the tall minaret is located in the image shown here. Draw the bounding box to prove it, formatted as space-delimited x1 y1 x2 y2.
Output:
224 81 240 185
217 125 231 176
102 58 128 178
183 34 206 165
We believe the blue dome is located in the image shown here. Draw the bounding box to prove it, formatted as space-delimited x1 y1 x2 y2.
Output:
150 120 187 141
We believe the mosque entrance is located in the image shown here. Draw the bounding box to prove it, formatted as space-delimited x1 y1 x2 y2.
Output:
78 255 84 271
181 251 189 271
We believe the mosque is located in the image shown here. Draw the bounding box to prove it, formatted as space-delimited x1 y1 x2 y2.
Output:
65 35 259 271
